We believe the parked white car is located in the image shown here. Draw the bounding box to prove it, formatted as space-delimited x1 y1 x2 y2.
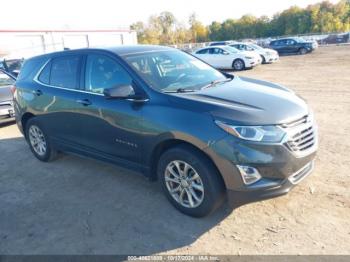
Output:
230 42 279 64
192 46 261 71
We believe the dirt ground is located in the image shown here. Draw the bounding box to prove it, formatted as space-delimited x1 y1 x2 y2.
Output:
0 46 349 255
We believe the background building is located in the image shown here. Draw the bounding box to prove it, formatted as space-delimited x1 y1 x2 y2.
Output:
0 29 137 58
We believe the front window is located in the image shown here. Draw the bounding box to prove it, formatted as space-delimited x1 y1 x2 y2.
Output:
124 50 226 93
85 54 132 94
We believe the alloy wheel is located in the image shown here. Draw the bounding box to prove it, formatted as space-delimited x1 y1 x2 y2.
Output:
28 125 47 156
164 160 204 208
234 60 244 70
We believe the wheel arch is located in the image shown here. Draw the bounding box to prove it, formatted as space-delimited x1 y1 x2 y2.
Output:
21 112 36 138
148 139 226 189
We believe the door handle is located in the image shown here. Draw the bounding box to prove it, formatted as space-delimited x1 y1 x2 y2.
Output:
32 89 43 96
76 99 92 106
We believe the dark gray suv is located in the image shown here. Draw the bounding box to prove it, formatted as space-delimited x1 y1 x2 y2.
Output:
14 45 318 217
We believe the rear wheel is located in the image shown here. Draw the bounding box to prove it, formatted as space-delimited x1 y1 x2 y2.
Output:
260 55 266 64
158 145 225 217
232 59 245 71
25 118 57 162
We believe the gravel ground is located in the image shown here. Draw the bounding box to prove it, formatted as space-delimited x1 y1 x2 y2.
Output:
0 45 349 255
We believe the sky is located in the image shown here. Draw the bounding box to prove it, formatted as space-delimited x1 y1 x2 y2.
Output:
0 0 340 30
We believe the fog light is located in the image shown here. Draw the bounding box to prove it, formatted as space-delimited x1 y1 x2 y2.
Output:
236 165 262 185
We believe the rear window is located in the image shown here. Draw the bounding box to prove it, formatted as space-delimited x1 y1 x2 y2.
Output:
38 61 51 84
196 49 209 54
50 56 80 89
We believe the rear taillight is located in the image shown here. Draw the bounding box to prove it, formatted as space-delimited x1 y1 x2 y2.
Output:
10 85 16 94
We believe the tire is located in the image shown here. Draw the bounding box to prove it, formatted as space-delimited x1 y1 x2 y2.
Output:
25 118 57 162
260 55 266 64
232 59 245 71
157 145 225 217
299 48 307 55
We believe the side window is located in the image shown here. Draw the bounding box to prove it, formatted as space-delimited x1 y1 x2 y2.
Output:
50 56 80 89
38 61 51 84
196 49 208 54
211 48 222 55
246 45 254 51
276 40 283 46
85 54 132 94
0 71 15 87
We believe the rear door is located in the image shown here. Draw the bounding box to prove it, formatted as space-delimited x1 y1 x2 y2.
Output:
75 52 144 164
271 40 284 53
32 54 84 147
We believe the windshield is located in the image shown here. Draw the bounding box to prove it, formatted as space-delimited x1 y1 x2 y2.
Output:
293 37 305 43
223 46 239 53
250 44 264 50
124 50 227 92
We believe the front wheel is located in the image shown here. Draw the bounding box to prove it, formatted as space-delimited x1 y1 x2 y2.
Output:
260 55 266 64
158 145 225 217
232 59 245 71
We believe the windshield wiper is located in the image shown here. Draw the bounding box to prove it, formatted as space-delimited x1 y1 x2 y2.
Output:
201 77 233 90
163 88 195 93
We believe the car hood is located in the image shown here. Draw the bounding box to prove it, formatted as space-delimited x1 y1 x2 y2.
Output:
264 48 278 54
170 76 309 125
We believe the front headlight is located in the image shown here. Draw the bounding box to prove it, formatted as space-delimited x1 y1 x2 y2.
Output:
215 121 286 142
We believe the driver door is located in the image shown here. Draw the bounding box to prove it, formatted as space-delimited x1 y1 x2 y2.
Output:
209 48 230 68
75 53 145 163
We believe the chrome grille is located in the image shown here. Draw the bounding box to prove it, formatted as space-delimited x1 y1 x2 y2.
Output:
280 115 308 128
281 115 317 157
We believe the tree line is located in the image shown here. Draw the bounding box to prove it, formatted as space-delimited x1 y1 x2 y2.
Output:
130 0 350 45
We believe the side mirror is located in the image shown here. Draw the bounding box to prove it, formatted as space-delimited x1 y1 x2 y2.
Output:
103 84 135 99
103 84 149 102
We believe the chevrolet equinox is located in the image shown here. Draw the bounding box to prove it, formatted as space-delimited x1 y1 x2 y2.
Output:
14 45 318 217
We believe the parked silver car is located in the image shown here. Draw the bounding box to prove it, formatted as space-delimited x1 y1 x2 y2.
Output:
0 69 16 118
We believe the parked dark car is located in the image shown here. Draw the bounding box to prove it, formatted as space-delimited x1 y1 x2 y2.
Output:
269 37 317 55
318 33 350 45
0 69 16 119
14 46 318 217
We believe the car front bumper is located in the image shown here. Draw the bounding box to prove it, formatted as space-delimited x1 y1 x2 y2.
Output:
204 124 317 202
227 160 314 204
264 53 279 63
247 58 261 67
